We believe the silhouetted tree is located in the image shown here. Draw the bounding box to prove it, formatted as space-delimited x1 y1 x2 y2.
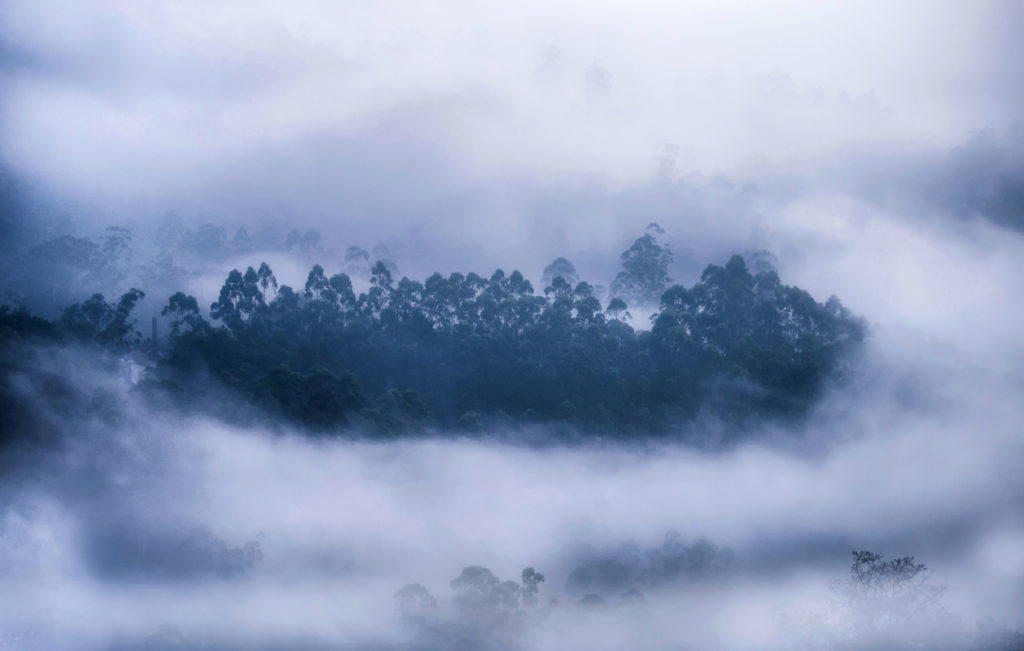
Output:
58 289 145 348
610 223 673 306
542 257 579 288
161 292 205 337
831 550 950 647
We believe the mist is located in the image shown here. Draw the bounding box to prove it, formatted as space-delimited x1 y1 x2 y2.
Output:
4 1 1023 266
1 329 1022 649
2 1 1023 649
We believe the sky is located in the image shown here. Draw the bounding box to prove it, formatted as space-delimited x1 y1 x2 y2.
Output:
1 0 1022 273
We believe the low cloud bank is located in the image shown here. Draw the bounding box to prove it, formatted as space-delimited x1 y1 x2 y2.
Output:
0 333 1021 649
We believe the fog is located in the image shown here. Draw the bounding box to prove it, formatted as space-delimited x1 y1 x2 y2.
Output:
1 1 1023 649
3 0 1023 271
1 322 1022 649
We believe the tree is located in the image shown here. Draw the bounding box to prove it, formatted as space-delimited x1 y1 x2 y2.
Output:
232 228 253 254
394 584 438 618
59 289 145 347
831 550 949 646
520 567 545 607
544 276 573 299
98 226 133 287
256 262 277 297
0 305 57 342
161 292 205 337
392 565 550 649
572 282 603 324
328 272 356 307
183 224 227 258
3 235 103 309
209 266 268 332
154 212 185 252
303 264 332 301
610 223 673 306
360 261 395 319
344 245 371 277
542 257 578 288
448 565 547 630
373 243 400 278
285 228 322 254
605 297 630 321
650 254 864 418
251 365 365 429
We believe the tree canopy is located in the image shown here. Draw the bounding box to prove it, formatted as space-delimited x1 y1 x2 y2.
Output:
610 222 673 306
146 246 862 435
0 225 866 439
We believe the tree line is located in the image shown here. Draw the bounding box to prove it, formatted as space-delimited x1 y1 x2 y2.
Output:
1 226 865 437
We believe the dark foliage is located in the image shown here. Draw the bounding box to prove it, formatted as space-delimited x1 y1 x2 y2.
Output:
394 564 551 650
85 524 263 581
610 222 673 306
152 247 861 434
0 230 865 439
566 532 735 599
58 289 146 348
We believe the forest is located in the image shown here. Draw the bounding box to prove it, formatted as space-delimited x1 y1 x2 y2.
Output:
1 223 864 442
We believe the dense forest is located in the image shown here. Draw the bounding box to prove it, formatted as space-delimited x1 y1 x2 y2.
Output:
1 223 864 441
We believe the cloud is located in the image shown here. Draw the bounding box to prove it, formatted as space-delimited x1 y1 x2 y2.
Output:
1 1 1020 234
0 325 1022 648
